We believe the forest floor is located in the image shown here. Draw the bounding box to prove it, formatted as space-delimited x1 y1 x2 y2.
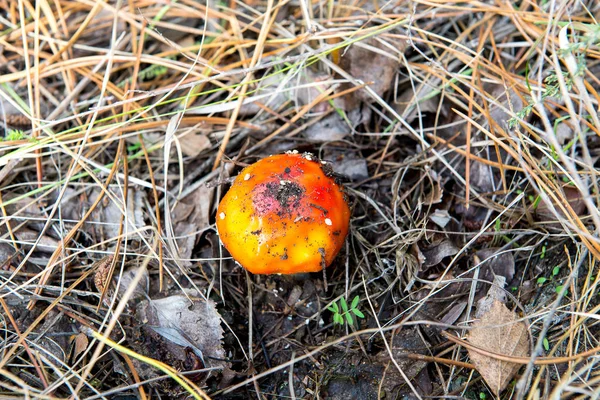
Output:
0 0 599 399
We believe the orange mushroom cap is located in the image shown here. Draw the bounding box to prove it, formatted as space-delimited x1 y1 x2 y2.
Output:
216 152 351 274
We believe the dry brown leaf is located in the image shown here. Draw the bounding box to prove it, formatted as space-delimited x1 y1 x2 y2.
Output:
374 327 429 396
303 106 370 142
474 248 515 285
535 185 587 224
73 332 89 360
421 240 459 269
476 275 507 318
93 255 114 294
327 151 369 181
421 172 443 205
178 131 211 157
171 184 214 266
440 301 467 327
15 228 60 253
469 160 497 194
468 300 529 395
115 266 149 302
338 38 402 103
429 209 452 228
57 187 146 239
554 121 574 145
135 292 229 381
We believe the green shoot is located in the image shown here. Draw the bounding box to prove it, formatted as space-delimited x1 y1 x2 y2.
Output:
328 295 365 327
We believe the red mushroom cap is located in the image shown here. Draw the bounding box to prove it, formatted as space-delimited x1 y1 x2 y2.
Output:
216 152 350 274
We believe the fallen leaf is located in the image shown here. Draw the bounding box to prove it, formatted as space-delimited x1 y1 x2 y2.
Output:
535 185 586 224
476 275 507 318
485 84 524 130
421 240 459 269
429 209 452 228
554 120 573 145
136 293 228 376
396 244 422 292
375 327 429 393
77 188 146 240
474 248 515 285
15 229 60 253
338 38 402 103
115 266 149 303
469 160 497 194
0 243 17 267
440 301 467 327
3 193 42 221
467 300 529 395
421 172 443 205
178 130 211 157
171 184 214 266
455 201 488 230
303 106 370 142
327 151 369 181
37 310 72 365
415 271 466 301
72 332 89 360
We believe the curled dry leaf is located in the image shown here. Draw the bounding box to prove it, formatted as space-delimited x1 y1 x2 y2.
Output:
421 240 459 269
467 300 529 395
421 172 443 206
429 209 452 229
93 255 114 294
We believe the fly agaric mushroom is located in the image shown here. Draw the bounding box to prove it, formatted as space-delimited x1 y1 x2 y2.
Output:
216 152 350 274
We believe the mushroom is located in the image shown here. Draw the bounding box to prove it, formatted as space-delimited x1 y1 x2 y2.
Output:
216 152 350 274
